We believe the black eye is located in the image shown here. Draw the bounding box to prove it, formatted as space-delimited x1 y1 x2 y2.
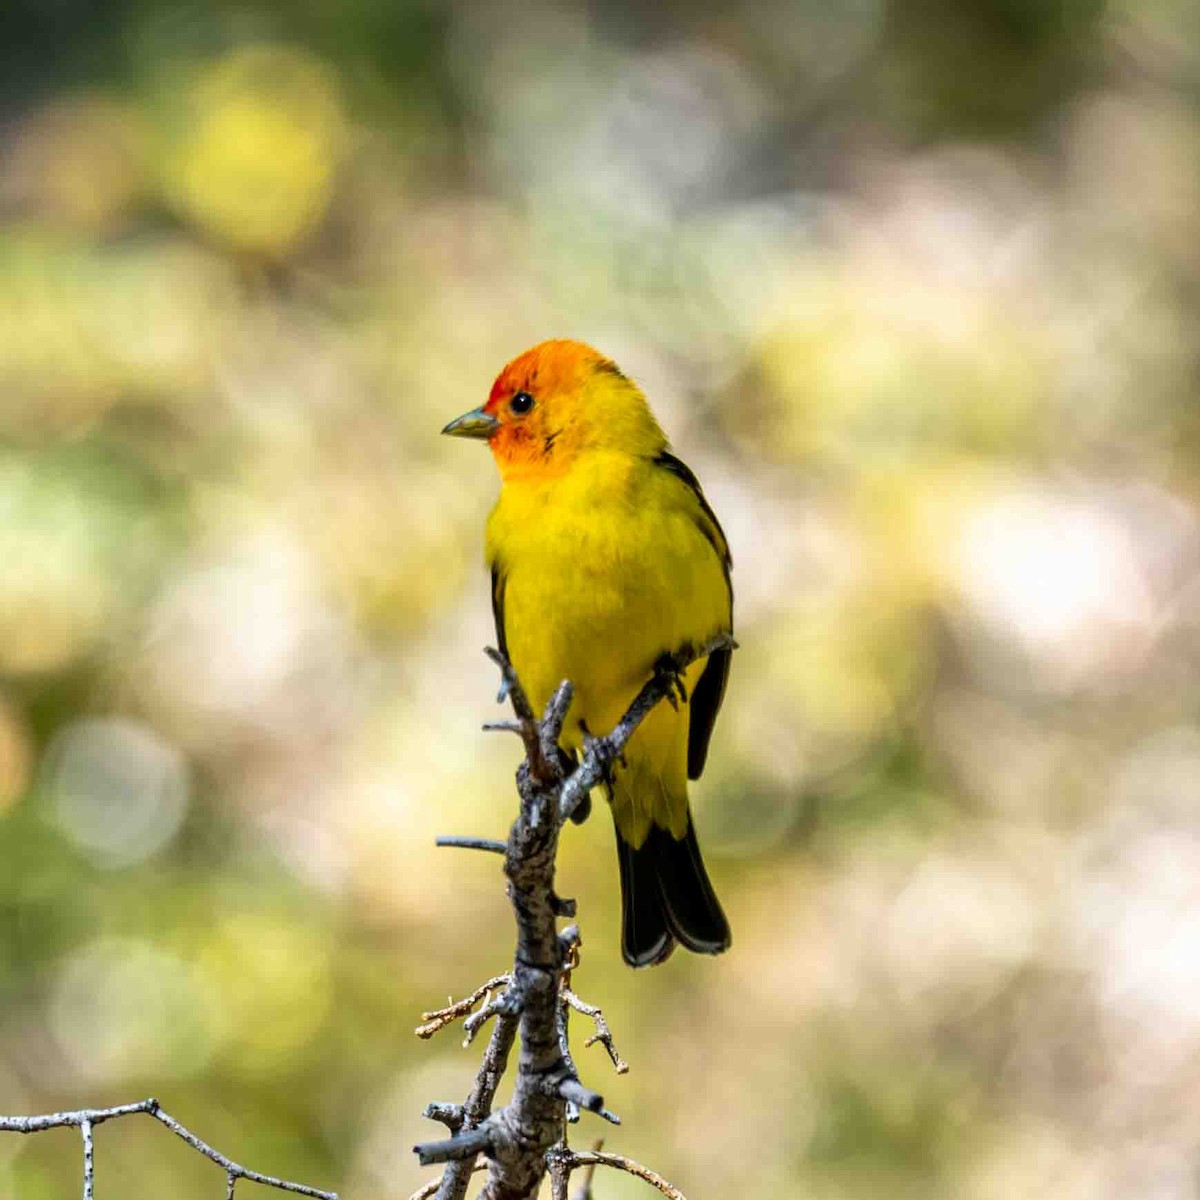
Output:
510 391 534 415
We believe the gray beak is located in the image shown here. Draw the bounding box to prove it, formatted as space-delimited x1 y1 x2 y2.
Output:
442 407 500 440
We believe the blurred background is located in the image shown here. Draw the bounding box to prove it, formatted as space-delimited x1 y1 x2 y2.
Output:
2 0 1199 1196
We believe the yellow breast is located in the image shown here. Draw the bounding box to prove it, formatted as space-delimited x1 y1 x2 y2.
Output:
486 451 729 740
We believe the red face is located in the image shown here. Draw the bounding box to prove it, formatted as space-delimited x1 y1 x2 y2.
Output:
443 339 628 478
479 341 614 473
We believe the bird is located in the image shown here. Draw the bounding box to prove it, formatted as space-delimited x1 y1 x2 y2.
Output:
443 339 733 967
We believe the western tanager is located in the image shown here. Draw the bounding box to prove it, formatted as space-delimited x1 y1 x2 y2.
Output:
443 340 732 966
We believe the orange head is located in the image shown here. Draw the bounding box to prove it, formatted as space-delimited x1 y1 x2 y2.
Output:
442 340 666 480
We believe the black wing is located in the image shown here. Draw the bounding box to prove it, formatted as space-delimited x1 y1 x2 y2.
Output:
491 562 508 657
652 451 733 780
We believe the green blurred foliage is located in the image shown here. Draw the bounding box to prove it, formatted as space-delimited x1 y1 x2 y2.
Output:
2 0 1200 1197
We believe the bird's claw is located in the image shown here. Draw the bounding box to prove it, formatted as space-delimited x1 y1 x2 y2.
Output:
653 652 689 710
581 723 623 788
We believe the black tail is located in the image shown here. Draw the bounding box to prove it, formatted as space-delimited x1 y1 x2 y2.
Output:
614 815 731 968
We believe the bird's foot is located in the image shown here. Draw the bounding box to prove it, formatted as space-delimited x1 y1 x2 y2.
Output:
579 720 624 789
652 650 690 710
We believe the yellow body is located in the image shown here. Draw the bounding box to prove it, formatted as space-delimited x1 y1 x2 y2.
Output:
445 339 734 963
443 339 730 854
487 448 729 846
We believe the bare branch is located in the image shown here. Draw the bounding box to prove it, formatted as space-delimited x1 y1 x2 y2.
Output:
463 994 510 1045
557 1079 619 1125
548 1146 572 1200
413 643 723 1199
0 1098 159 1132
436 835 508 855
81 1116 94 1200
562 989 629 1074
422 1103 465 1133
416 975 510 1039
149 1104 338 1198
482 721 526 736
569 1140 604 1200
560 635 735 822
408 1162 486 1200
431 1007 518 1200
567 1150 688 1199
0 1099 338 1200
484 646 535 723
540 681 574 767
413 1121 494 1166
485 646 555 783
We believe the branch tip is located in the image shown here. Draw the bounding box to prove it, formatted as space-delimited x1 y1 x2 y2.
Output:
416 974 510 1039
558 1077 605 1113
435 835 507 855
422 1103 464 1133
482 720 525 736
413 1122 494 1167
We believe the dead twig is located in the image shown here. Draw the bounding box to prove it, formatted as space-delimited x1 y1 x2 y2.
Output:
408 1161 486 1200
416 975 510 1040
562 989 628 1075
568 1139 604 1200
0 1098 338 1199
564 1149 687 1199
436 836 508 854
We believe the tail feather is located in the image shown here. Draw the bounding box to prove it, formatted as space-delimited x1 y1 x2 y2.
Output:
616 829 676 967
614 814 731 967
